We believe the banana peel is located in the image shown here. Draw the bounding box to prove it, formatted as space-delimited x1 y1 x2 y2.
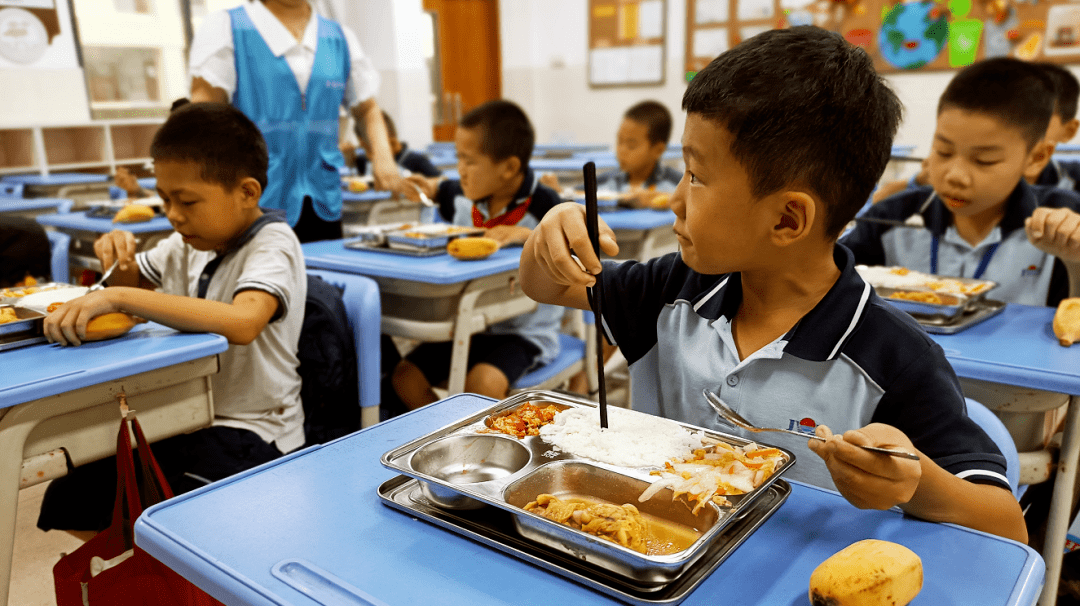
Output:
113 204 156 224
448 237 499 260
1055 298 1080 347
809 539 922 606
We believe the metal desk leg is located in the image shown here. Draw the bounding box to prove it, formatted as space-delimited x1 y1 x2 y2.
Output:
1040 394 1080 606
447 287 485 395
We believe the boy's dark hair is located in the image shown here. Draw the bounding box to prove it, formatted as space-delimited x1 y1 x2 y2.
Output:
938 58 1054 149
682 26 901 237
624 100 673 146
459 100 534 172
1038 62 1079 122
150 102 268 191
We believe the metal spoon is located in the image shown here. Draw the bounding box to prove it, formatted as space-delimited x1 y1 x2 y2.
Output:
702 389 919 460
408 181 436 207
88 260 119 292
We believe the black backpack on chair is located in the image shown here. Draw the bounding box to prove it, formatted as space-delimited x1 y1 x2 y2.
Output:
297 274 360 446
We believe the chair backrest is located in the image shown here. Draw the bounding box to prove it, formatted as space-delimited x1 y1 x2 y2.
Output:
966 397 1023 499
511 308 596 393
46 230 70 284
306 270 382 430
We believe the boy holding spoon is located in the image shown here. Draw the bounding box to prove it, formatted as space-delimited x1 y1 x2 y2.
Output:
520 27 1027 542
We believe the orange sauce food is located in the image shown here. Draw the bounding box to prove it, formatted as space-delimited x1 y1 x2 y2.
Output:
486 402 562 438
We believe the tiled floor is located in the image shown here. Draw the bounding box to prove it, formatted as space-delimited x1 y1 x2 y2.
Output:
9 482 85 606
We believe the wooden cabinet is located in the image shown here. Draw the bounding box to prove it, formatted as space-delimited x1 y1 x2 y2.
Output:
0 120 163 176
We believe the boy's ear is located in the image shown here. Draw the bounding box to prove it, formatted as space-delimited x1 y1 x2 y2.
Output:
770 191 816 246
1023 140 1055 183
501 156 522 180
237 177 262 207
1065 119 1080 143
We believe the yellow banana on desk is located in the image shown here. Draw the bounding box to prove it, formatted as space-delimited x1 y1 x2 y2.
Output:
1054 298 1080 347
809 539 922 606
113 204 156 223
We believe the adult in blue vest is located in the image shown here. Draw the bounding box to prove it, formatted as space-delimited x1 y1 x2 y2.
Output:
188 0 403 243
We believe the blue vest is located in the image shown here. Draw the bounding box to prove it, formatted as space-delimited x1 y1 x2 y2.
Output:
229 7 349 225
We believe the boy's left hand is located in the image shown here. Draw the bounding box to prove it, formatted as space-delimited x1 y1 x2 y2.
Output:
485 225 531 247
1026 207 1080 264
808 423 922 510
43 290 120 347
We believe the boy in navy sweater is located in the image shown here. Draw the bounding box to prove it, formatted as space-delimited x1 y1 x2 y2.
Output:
521 27 1026 542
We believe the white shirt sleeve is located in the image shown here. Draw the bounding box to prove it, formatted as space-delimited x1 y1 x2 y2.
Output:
188 9 237 100
341 24 380 109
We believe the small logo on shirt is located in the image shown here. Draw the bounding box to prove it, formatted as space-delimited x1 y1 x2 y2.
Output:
787 417 817 435
1021 264 1039 277
325 80 346 90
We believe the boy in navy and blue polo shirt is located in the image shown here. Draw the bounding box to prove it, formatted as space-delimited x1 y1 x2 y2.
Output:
391 100 563 410
597 100 682 209
521 27 1027 542
843 58 1080 307
355 110 442 179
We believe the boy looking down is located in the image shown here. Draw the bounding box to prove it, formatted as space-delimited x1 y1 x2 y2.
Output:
843 58 1080 307
39 103 305 530
520 28 1026 542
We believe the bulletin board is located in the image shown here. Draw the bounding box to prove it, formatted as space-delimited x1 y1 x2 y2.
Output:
685 0 1080 79
589 0 667 87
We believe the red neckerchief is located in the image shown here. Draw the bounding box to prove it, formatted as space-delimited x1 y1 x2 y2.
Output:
472 196 532 228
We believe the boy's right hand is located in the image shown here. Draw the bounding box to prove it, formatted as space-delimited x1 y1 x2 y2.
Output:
400 174 439 203
94 230 140 286
527 202 619 288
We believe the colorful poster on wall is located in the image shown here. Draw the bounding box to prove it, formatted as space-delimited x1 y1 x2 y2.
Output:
686 0 1080 76
589 0 667 86
0 0 78 69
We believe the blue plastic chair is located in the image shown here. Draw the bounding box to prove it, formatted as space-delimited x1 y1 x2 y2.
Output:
0 182 23 198
966 397 1025 499
306 269 382 428
512 308 594 393
46 230 70 284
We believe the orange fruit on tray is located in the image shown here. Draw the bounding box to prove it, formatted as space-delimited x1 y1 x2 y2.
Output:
84 313 138 341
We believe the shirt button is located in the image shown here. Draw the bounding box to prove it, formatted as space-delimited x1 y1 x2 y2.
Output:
726 375 739 387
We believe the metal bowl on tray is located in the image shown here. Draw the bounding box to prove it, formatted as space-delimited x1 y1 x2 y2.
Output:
409 434 532 510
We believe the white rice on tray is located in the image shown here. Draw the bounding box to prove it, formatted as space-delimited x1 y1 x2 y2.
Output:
538 406 703 468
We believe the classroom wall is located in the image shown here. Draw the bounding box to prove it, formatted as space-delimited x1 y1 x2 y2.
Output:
340 0 434 150
499 1 1080 161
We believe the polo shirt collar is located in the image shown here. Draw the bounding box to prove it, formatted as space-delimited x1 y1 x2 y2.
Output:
244 0 318 58
923 180 1036 238
219 209 288 255
474 168 537 216
704 243 872 362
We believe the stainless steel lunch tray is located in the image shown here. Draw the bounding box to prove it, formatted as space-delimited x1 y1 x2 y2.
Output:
379 475 790 606
344 239 449 257
385 225 484 251
871 274 997 320
0 282 74 304
380 390 795 586
0 306 46 351
915 298 1006 334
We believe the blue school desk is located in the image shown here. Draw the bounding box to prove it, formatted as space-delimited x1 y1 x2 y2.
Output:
601 208 677 260
533 142 608 157
1 173 111 204
0 324 227 606
302 241 537 395
0 197 72 219
531 156 621 177
929 303 1080 606
134 392 1044 606
36 210 174 274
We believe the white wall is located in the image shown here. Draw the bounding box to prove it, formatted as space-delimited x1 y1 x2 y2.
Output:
340 0 433 149
500 0 689 146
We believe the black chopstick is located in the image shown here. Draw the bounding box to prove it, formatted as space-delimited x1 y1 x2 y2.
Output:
583 161 608 429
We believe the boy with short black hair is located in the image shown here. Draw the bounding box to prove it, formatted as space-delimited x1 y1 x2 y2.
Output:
843 57 1080 307
355 110 441 178
521 27 1026 541
38 102 306 530
391 100 562 410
